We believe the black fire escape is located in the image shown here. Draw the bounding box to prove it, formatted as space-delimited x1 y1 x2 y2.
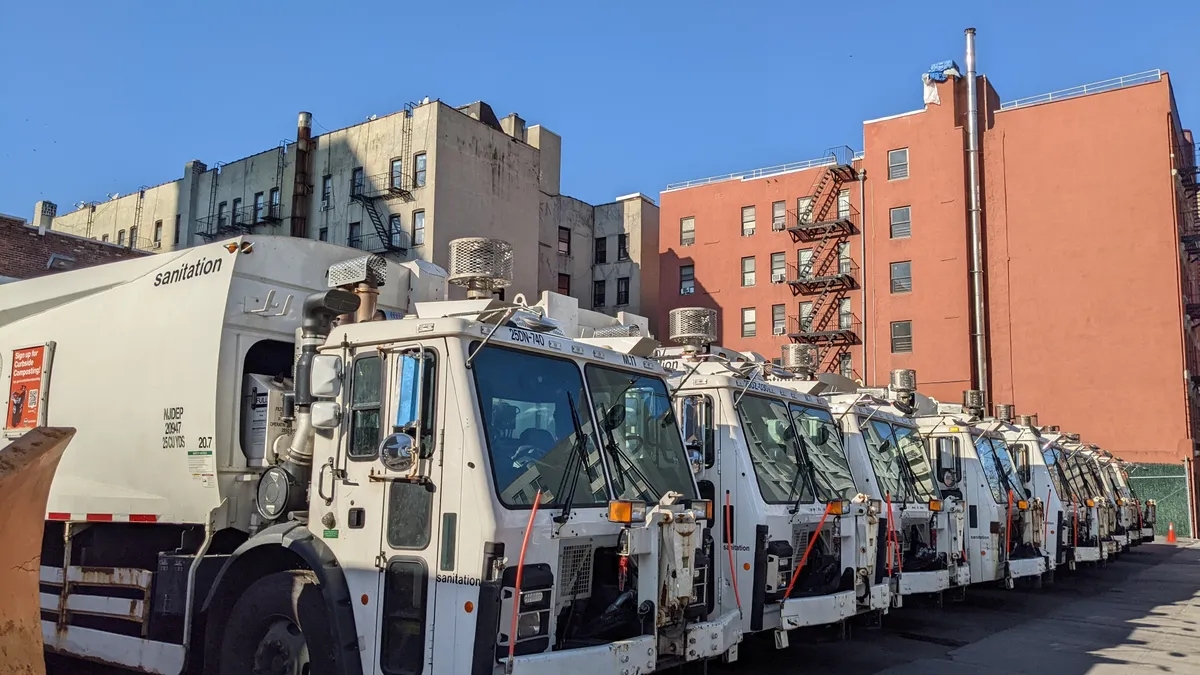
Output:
349 102 416 255
785 147 860 373
1177 144 1200 400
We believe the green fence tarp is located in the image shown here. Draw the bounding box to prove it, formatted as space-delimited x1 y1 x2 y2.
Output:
1128 463 1192 538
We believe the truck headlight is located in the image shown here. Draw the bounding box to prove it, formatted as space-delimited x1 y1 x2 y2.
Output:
517 611 546 639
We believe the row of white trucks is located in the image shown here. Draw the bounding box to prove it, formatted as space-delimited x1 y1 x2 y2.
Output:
0 236 1156 674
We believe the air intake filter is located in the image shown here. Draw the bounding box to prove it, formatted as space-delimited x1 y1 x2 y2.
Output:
592 324 642 338
1018 414 1034 427
890 369 916 393
780 344 815 374
447 237 514 299
669 308 718 347
995 404 1014 422
963 390 985 410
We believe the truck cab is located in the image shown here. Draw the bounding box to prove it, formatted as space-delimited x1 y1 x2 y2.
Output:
1060 437 1118 563
655 310 881 648
995 413 1065 583
821 378 961 604
914 394 1045 589
1095 451 1138 551
1034 429 1090 570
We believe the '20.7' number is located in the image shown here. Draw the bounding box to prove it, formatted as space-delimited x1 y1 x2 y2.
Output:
197 437 213 449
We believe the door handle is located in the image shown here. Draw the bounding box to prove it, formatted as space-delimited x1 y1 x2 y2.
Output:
318 458 335 506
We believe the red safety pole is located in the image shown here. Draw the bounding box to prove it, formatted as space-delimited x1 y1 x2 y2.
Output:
725 491 742 613
1006 489 1015 555
508 489 542 668
783 501 834 600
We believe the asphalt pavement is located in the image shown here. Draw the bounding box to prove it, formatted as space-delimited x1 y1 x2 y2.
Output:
48 541 1200 675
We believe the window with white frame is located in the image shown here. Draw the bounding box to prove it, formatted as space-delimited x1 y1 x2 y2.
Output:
741 307 756 338
839 352 853 379
741 206 756 236
770 252 785 282
891 320 913 352
772 304 785 334
888 148 909 180
772 201 786 229
891 261 912 293
680 216 695 246
741 256 756 287
890 206 912 238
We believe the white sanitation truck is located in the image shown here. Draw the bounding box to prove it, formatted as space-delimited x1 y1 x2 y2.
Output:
991 411 1064 583
1060 437 1120 562
1046 429 1107 566
1 235 739 675
812 369 968 605
653 309 888 648
913 393 1046 589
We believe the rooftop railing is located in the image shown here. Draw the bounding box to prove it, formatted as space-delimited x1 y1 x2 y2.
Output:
999 70 1162 111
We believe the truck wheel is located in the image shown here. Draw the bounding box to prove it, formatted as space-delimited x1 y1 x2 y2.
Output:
218 570 336 675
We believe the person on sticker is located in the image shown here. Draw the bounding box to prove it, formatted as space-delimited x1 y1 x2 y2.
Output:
374 309 387 321
10 385 26 427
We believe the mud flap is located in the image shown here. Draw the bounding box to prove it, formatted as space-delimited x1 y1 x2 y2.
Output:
0 428 75 675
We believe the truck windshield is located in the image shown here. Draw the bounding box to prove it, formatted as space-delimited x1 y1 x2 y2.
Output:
1086 459 1113 499
473 345 608 508
974 435 1027 503
860 418 936 502
1104 464 1132 500
1072 454 1103 498
585 365 697 501
788 404 858 502
1038 443 1070 501
737 394 814 504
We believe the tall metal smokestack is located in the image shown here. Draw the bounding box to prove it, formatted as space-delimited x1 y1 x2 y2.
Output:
964 28 989 410
291 112 314 239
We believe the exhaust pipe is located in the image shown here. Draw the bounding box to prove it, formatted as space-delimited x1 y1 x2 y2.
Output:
965 28 989 410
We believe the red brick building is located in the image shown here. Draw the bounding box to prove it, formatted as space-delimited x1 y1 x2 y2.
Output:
658 35 1198 531
0 212 149 283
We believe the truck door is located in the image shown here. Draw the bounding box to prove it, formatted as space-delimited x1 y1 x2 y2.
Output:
353 344 444 675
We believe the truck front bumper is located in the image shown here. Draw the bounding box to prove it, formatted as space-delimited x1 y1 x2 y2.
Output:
683 609 742 662
779 590 857 629
510 635 659 675
1142 526 1155 543
1007 557 1046 580
898 569 950 596
1074 545 1101 563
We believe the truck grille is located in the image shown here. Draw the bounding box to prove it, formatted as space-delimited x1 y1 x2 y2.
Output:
558 543 593 603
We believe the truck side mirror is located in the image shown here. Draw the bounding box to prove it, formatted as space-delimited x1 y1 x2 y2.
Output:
604 403 626 432
311 355 343 398
380 432 417 473
310 401 342 429
936 437 958 486
680 396 714 471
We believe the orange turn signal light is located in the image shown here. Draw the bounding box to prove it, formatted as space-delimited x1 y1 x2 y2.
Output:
928 499 943 512
1017 500 1029 510
828 500 849 515
608 500 647 524
1086 498 1096 508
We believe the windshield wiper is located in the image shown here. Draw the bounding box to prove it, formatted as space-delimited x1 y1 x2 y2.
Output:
554 393 589 525
790 431 826 513
599 407 660 500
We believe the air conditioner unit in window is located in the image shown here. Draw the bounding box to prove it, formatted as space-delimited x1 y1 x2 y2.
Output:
771 273 786 284
772 219 786 231
681 286 695 295
321 198 330 211
773 326 786 335
743 228 755 237
152 241 161 249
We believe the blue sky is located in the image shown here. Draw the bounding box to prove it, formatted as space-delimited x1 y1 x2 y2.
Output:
1 0 1197 217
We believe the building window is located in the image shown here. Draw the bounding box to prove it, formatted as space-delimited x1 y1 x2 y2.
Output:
799 301 813 332
217 201 227 227
129 226 138 246
558 226 571 255
888 148 909 180
772 304 785 334
839 352 853 379
680 216 695 246
389 214 402 241
891 320 913 353
797 248 813 279
680 265 695 295
321 175 332 207
412 210 425 246
351 167 365 196
253 192 265 223
741 206 756 236
390 159 403 189
594 236 607 264
318 227 328 242
101 234 109 242
890 206 912 238
741 308 756 338
269 188 280 218
770 252 785 282
174 214 181 244
117 229 126 245
838 241 851 274
772 201 786 229
593 280 606 307
891 261 912 293
558 273 571 296
414 153 427 188
348 221 362 247
839 298 853 330
617 233 629 260
616 277 629 305
741 256 756 287
796 196 813 224
231 198 243 225
837 190 850 219
153 220 163 244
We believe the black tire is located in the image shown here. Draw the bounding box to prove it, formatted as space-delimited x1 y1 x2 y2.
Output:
218 570 337 675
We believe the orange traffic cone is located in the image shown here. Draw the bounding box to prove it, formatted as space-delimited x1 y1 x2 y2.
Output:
1167 522 1177 543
